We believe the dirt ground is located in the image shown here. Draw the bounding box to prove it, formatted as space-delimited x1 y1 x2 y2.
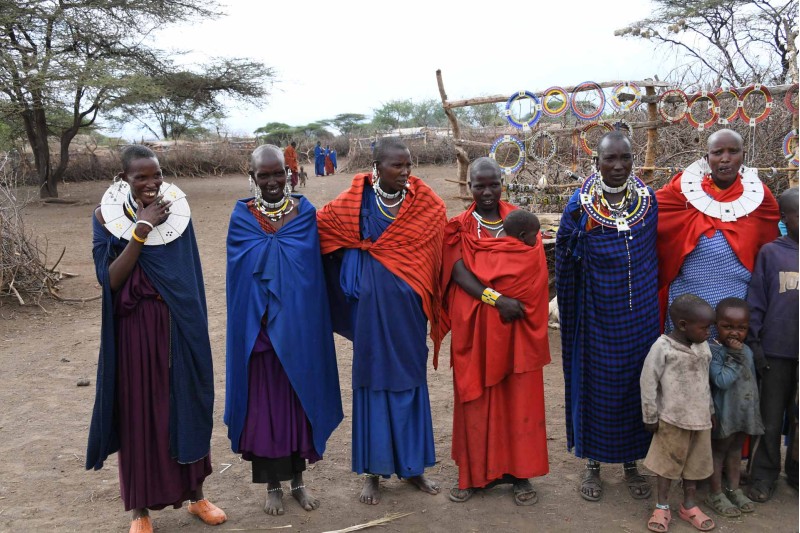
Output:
1 162 797 532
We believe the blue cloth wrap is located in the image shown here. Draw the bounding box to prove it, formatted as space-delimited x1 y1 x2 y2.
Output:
86 215 214 470
224 196 343 456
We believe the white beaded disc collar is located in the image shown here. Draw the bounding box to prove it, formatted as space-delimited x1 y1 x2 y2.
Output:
679 158 764 222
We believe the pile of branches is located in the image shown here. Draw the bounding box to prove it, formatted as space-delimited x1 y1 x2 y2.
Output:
0 182 70 305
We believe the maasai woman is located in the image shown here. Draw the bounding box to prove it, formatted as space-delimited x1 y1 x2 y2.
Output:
556 131 659 503
656 129 779 332
225 145 343 516
324 145 335 175
317 138 446 505
86 145 225 533
441 157 550 505
314 141 325 177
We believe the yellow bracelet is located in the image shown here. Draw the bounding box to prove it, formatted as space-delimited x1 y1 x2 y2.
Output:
481 287 501 306
131 228 147 243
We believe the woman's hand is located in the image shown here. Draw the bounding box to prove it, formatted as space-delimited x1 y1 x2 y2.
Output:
495 296 525 323
135 195 171 236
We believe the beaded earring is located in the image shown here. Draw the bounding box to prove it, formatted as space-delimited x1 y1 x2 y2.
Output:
284 182 292 197
372 163 379 186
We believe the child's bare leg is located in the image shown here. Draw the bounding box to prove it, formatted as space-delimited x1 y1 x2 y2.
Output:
710 435 734 493
682 479 699 509
656 475 672 506
724 433 747 490
131 508 149 520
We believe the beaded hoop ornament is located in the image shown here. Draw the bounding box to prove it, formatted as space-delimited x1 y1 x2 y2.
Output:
100 180 190 245
528 130 557 162
783 130 798 166
489 135 525 174
610 82 642 112
785 84 798 115
738 84 773 125
680 158 764 222
658 88 689 123
686 91 720 131
570 81 606 121
579 121 614 156
612 119 633 136
714 88 740 124
579 173 651 231
541 86 569 117
505 91 542 131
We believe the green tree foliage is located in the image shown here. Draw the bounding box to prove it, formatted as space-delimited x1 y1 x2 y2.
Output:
0 0 272 198
114 60 273 140
328 113 368 134
371 99 457 130
616 0 798 86
254 121 332 145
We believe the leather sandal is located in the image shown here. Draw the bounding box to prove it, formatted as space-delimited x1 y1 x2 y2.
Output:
188 498 227 525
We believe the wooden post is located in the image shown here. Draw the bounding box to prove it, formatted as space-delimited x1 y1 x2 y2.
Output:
643 85 658 182
436 69 470 199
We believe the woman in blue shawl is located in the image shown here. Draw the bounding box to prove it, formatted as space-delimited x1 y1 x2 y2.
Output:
86 145 225 533
555 132 659 503
314 141 325 176
225 145 343 516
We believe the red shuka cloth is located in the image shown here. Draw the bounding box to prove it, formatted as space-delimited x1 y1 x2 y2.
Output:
283 145 299 172
441 202 550 488
317 173 447 356
656 172 780 322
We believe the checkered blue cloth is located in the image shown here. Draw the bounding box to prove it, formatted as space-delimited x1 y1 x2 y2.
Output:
555 189 660 463
666 230 751 335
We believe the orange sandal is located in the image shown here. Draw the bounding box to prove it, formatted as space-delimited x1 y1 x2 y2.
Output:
129 516 153 533
188 499 227 525
679 504 715 531
647 508 671 532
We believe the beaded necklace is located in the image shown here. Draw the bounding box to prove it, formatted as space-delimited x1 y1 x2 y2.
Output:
472 211 504 239
255 197 294 222
374 182 406 220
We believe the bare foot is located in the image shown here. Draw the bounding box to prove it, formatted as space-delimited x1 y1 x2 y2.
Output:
264 486 284 516
408 474 440 495
360 476 380 505
291 483 320 511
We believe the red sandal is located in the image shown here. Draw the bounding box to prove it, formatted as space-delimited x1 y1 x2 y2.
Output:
647 508 671 532
679 504 715 531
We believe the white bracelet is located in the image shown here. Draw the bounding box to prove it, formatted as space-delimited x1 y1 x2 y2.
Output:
136 220 154 230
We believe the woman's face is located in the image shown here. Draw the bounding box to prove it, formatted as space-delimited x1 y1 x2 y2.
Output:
707 132 744 189
125 157 162 207
597 138 633 188
250 153 287 203
375 147 412 194
469 169 502 211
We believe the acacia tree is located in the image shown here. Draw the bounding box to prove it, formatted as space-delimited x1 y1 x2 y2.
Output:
114 60 273 140
0 1 272 198
615 0 798 87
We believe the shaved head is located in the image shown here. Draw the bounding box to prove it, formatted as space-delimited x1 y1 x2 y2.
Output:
250 144 284 170
468 156 502 182
707 129 743 150
779 187 799 213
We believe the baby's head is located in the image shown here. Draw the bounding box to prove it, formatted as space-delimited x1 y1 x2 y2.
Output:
669 294 715 345
715 297 749 348
504 210 540 247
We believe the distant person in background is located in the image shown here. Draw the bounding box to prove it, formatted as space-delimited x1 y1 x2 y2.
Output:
314 141 325 177
330 148 338 172
284 141 299 192
324 145 335 176
299 166 308 188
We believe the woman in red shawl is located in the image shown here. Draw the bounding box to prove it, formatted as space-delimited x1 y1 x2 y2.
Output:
657 129 780 331
440 157 550 505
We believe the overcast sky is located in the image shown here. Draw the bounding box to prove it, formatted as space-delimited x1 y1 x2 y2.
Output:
108 0 672 138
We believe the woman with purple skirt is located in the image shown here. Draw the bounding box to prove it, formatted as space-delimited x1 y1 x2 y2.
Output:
87 145 226 533
225 145 343 516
